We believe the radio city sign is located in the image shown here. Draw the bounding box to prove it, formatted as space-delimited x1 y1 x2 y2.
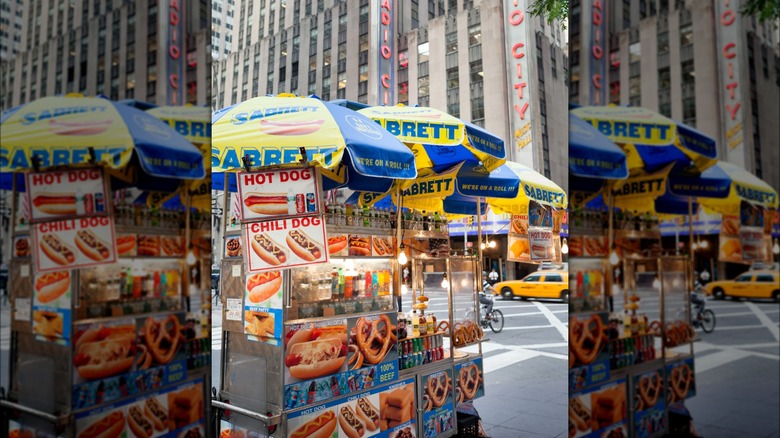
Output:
715 0 745 167
503 0 534 168
590 0 607 105
165 0 185 105
376 0 395 105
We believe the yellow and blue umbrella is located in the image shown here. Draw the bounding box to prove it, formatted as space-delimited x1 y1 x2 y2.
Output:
571 105 717 174
348 160 567 216
1 94 205 190
211 94 417 193
147 105 211 147
356 104 506 173
668 161 778 215
569 112 628 180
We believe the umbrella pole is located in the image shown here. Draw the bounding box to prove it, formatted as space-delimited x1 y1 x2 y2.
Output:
395 185 403 313
607 182 615 310
477 197 483 286
185 190 192 312
689 197 695 290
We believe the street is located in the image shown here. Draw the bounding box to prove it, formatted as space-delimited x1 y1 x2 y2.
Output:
211 291 570 437
685 297 780 437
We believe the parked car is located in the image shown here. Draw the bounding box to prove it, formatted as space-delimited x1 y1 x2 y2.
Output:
493 269 569 302
703 270 779 301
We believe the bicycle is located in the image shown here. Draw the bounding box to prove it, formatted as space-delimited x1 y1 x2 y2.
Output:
690 291 716 333
466 293 504 333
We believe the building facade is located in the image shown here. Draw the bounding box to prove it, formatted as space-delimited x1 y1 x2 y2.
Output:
0 0 24 61
211 0 235 60
0 0 212 111
570 0 780 190
211 0 569 187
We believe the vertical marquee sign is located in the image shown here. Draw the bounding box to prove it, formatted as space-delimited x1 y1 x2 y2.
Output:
715 0 745 168
503 0 534 168
589 0 608 105
372 0 395 106
163 0 186 105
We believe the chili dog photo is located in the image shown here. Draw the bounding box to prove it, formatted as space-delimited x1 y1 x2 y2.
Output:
34 218 117 272
510 215 528 235
116 234 137 256
569 395 592 435
244 216 329 273
73 320 137 382
349 235 372 256
144 396 169 433
136 314 186 369
128 403 155 438
284 324 348 381
161 236 184 257
328 234 348 255
348 314 397 370
288 409 337 438
138 235 160 256
339 404 368 438
583 236 608 257
76 229 112 261
40 233 76 266
286 229 323 262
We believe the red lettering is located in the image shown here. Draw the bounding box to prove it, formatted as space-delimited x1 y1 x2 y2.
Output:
381 74 391 88
169 74 179 89
169 10 179 26
170 0 179 11
382 45 391 59
726 102 740 120
723 42 736 59
31 173 61 185
399 83 408 94
592 10 602 26
516 63 523 79
725 82 738 99
592 74 602 89
381 0 391 10
512 43 525 59
187 52 197 68
514 103 529 120
381 11 390 25
721 10 735 26
593 0 602 11
510 10 524 26
169 45 180 59
592 45 603 59
514 82 527 99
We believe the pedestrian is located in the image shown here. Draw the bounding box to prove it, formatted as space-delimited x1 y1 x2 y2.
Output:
488 269 499 285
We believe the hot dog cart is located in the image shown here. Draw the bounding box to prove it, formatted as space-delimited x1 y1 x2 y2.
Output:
1 96 210 437
213 166 486 438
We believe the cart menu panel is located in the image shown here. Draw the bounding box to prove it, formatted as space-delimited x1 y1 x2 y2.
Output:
286 378 416 438
569 378 628 438
631 366 666 438
237 167 322 221
420 368 456 438
283 313 399 410
33 216 118 272
26 168 109 222
453 358 484 406
243 216 329 273
569 311 610 392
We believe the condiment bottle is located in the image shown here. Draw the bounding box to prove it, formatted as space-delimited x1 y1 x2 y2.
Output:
427 313 435 334
411 310 420 337
419 313 427 336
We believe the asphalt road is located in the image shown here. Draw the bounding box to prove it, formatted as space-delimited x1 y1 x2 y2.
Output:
211 289 571 437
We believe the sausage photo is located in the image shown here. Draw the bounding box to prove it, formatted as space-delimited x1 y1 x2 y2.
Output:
349 236 371 256
285 327 347 380
73 324 136 380
116 235 136 256
251 233 288 266
242 192 288 216
127 405 153 438
289 410 337 438
75 229 111 261
77 411 126 438
356 397 380 431
137 236 160 256
258 118 325 136
144 397 168 432
328 235 348 254
35 271 70 303
32 193 77 215
246 271 283 304
286 229 323 262
40 233 76 265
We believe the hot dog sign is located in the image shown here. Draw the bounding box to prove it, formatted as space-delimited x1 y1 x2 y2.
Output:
243 215 329 273
236 167 322 222
26 168 109 222
33 216 118 273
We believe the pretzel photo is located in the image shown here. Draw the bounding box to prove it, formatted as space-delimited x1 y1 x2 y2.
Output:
458 364 482 401
135 344 153 370
142 315 184 365
669 364 693 402
569 314 607 366
425 374 451 410
638 372 662 409
349 315 397 368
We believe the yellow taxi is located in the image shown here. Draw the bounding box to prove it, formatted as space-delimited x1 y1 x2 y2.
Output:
493 269 570 302
703 270 780 301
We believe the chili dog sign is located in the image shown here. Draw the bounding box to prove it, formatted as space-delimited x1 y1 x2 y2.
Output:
243 215 329 273
33 216 117 273
236 167 322 222
26 168 108 222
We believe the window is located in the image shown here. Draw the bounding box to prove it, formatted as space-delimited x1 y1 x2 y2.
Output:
524 275 541 282
545 275 562 283
418 76 429 98
417 42 429 63
680 24 693 47
657 32 669 54
469 60 483 83
446 67 458 90
735 275 752 282
756 275 776 283
446 31 457 54
468 24 480 46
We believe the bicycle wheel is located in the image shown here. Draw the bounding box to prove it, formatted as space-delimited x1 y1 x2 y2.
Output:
488 309 504 333
700 309 716 333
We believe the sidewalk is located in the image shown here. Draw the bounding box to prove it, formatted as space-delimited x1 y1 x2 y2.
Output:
473 355 567 438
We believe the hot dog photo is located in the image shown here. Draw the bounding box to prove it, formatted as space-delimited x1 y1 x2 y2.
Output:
26 168 108 220
284 323 348 382
244 217 328 273
32 270 72 343
117 234 138 257
73 319 137 383
328 234 349 256
34 217 117 273
349 235 372 257
245 270 283 306
138 235 161 257
160 236 184 257
236 168 322 221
